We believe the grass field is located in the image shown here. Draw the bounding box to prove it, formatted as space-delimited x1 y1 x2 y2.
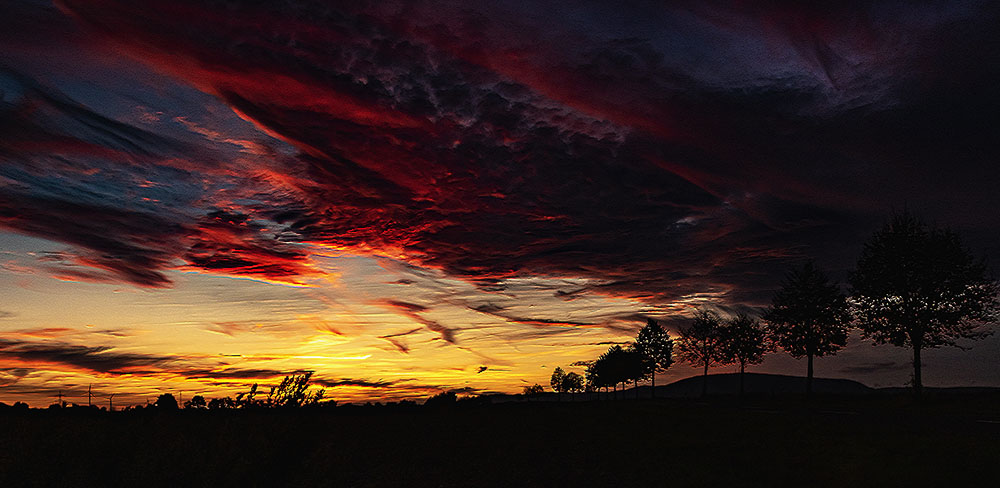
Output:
2 394 998 487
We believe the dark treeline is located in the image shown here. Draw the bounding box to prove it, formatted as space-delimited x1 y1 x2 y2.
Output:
545 212 999 399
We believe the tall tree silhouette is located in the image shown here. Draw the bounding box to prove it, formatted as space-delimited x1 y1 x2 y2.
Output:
849 212 999 396
720 313 769 396
676 310 726 397
634 318 674 398
550 367 566 401
763 262 851 396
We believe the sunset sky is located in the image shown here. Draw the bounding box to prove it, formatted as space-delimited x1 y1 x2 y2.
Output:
2 0 999 407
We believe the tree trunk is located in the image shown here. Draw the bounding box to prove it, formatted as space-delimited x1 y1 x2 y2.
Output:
651 370 656 399
913 342 923 397
702 361 709 397
806 353 814 397
739 362 746 397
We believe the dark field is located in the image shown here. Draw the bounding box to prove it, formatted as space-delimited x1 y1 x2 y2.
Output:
2 394 999 487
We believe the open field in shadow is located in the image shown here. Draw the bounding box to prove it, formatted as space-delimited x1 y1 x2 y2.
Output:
2 391 998 487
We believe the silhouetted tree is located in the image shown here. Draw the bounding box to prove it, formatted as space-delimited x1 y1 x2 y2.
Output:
424 390 457 407
605 345 629 399
634 318 674 398
154 393 178 411
584 360 606 399
266 372 325 408
236 383 261 409
562 372 584 400
720 313 769 396
550 367 566 401
676 310 726 397
764 262 851 396
621 346 647 399
849 212 999 396
183 395 207 410
522 384 544 395
208 397 236 410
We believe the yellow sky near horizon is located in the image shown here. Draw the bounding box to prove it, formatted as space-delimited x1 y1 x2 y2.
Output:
0 231 664 407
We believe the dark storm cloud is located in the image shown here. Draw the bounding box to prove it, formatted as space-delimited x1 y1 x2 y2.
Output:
3 0 997 308
0 65 324 286
0 339 174 373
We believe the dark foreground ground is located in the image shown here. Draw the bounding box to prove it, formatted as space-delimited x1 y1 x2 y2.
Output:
2 393 998 487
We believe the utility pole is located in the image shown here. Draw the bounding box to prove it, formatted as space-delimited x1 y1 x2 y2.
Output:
88 384 92 407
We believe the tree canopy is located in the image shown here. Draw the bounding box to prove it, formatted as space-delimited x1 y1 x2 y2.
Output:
720 313 769 396
676 310 727 396
633 318 674 396
849 212 999 395
763 261 851 395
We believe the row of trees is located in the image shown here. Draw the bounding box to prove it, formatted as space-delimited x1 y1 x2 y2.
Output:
129 372 330 412
548 212 999 398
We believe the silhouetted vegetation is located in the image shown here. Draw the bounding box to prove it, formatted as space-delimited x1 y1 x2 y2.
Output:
764 262 852 396
562 372 584 399
549 366 565 401
3 392 998 487
585 345 645 399
676 310 727 397
424 390 457 407
634 318 674 398
154 393 178 411
183 395 206 410
720 313 769 396
850 212 1000 396
521 384 545 395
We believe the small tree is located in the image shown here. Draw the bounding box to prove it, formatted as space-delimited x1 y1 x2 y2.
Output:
521 384 545 395
849 212 999 396
562 372 584 400
720 313 769 396
183 395 207 410
208 397 236 410
266 372 325 408
764 262 851 396
154 393 178 411
634 318 674 398
585 360 606 400
676 310 727 397
621 346 646 399
550 367 566 401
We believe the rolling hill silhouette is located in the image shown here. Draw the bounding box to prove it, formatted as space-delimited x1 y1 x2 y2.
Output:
498 373 873 402
647 372 872 397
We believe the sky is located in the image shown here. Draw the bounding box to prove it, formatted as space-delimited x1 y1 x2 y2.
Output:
2 0 999 407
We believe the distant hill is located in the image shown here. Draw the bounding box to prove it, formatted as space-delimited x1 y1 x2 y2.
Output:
649 372 873 397
495 373 873 403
